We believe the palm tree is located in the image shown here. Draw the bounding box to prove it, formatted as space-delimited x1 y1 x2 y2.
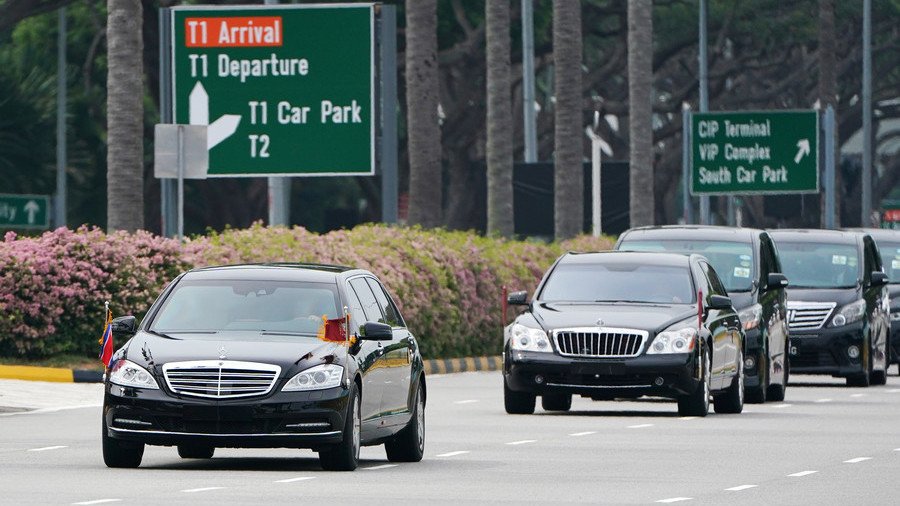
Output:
628 0 653 227
552 0 583 240
106 0 144 232
405 0 442 228
486 0 513 237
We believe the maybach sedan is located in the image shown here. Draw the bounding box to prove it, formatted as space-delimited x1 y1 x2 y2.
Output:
503 251 746 417
102 264 426 471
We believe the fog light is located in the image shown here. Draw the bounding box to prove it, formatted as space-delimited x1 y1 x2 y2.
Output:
848 345 860 359
744 356 756 370
654 377 664 386
534 374 545 385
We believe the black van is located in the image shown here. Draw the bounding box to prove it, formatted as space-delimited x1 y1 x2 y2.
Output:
616 226 789 403
769 229 890 386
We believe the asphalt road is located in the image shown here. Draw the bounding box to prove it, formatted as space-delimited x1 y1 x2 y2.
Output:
2 370 900 505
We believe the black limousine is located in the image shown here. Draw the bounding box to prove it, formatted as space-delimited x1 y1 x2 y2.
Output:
102 264 426 471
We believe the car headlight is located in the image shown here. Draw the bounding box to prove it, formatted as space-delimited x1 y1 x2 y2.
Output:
647 326 697 354
108 360 158 390
830 299 866 327
738 304 763 331
282 364 344 392
509 323 552 352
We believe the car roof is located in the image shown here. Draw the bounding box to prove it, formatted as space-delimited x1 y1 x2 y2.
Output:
767 228 862 245
183 263 366 283
560 251 693 268
619 225 761 243
843 227 900 242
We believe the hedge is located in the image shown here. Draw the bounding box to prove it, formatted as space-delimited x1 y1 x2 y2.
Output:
0 224 614 359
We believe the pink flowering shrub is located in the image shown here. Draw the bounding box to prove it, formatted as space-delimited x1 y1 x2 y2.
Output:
1 224 614 359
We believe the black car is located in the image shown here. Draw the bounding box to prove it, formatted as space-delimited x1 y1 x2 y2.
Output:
615 226 790 403
503 251 745 417
102 264 426 471
848 228 900 374
769 229 890 386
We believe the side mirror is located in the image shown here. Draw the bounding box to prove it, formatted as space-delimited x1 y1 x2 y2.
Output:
766 273 789 290
708 294 733 310
359 321 393 341
111 315 137 336
870 271 889 287
507 291 528 306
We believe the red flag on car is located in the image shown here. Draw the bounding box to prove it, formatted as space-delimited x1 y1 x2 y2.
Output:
98 303 114 367
318 314 350 343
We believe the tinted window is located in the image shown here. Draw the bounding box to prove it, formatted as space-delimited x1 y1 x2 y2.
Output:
619 239 754 292
540 262 695 304
700 262 727 296
343 282 366 330
864 239 881 281
775 241 860 288
366 278 404 327
876 241 900 283
349 278 383 322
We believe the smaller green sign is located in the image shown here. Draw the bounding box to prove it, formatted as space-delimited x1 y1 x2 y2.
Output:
0 194 50 230
691 110 819 195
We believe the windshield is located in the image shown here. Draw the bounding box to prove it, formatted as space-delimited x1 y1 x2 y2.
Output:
776 242 859 289
877 242 900 284
150 279 341 337
540 263 695 304
619 239 754 292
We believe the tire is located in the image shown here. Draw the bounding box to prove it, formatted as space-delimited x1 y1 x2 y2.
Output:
677 348 710 417
319 383 360 471
177 444 215 459
541 393 572 412
745 351 767 404
385 384 425 463
766 348 788 402
504 378 535 415
871 339 888 386
714 349 745 414
102 415 144 468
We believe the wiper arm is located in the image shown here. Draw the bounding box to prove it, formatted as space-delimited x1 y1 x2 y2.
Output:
261 330 314 336
145 329 176 340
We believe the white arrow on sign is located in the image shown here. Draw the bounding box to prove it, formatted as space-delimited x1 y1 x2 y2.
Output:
189 82 241 149
794 138 810 164
23 200 39 225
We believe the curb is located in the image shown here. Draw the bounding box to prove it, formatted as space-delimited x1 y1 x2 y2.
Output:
423 356 502 375
0 365 103 383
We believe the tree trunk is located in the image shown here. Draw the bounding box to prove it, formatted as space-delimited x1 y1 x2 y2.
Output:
485 0 514 237
628 0 653 228
552 0 583 240
106 0 144 232
818 0 839 227
405 0 442 228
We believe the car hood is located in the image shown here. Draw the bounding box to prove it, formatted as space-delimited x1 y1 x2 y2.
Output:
784 287 861 306
531 302 697 334
122 331 345 377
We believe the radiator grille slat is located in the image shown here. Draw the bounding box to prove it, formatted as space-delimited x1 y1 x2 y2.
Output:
787 302 837 331
554 328 647 358
163 360 281 399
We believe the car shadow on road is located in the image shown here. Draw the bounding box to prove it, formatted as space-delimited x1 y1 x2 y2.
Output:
142 457 389 472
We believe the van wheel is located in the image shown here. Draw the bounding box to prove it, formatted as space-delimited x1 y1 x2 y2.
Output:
677 348 710 417
102 415 144 468
767 349 788 402
319 384 360 471
385 384 425 462
504 378 535 414
714 349 745 414
541 393 572 412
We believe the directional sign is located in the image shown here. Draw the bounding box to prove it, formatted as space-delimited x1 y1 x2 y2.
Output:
691 110 819 195
171 4 375 177
0 194 50 230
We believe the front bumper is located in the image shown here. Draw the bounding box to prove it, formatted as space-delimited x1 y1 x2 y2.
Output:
104 381 349 448
503 350 699 399
788 321 865 377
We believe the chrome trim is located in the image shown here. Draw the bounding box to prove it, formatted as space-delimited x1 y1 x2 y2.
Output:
786 302 837 331
552 327 648 358
109 427 341 438
162 360 281 399
545 382 651 389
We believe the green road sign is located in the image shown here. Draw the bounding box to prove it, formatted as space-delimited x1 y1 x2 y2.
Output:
171 4 375 177
691 110 819 195
0 194 50 230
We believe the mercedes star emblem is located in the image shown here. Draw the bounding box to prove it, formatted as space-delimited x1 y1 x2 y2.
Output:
596 318 604 326
218 346 227 359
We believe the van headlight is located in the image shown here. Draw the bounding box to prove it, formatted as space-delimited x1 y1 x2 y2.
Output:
509 323 552 352
648 327 697 354
283 364 344 392
108 360 158 390
738 304 763 331
830 299 866 327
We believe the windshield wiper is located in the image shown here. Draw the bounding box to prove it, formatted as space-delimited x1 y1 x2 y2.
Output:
593 299 670 305
145 329 176 340
260 330 315 337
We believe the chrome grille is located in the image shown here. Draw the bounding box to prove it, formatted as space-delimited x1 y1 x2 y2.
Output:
162 361 281 399
554 327 647 358
787 302 836 331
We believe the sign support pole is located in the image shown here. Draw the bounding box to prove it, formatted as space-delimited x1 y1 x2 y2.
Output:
54 8 67 229
698 0 710 225
159 7 176 238
264 0 289 228
379 4 398 224
824 106 836 229
682 108 693 224
861 0 873 226
586 112 602 236
522 0 537 163
177 125 185 241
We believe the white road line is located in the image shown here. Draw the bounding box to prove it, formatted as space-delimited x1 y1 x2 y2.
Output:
181 487 224 493
814 398 832 403
275 477 315 483
725 485 757 491
894 448 900 452
843 457 872 464
72 500 121 506
506 439 536 445
436 451 469 457
850 393 867 398
772 403 793 409
27 445 68 452
0 404 102 417
453 399 479 404
787 470 818 477
365 464 399 470
628 423 654 429
569 431 596 437
886 388 900 393
656 497 692 503
679 416 697 421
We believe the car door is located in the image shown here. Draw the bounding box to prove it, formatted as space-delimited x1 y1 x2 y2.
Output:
365 277 414 422
759 234 788 379
699 261 738 388
346 277 390 432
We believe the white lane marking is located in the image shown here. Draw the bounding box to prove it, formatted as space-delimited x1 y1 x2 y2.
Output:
181 487 224 493
364 464 399 470
725 485 758 491
850 393 867 398
436 450 469 457
787 470 818 477
569 431 596 437
679 416 697 421
27 445 68 452
628 423 654 429
844 457 872 464
772 403 793 409
0 404 102 417
453 399 479 404
894 448 900 452
72 500 122 505
275 477 315 483
656 497 692 503
506 439 536 446
814 398 832 403
886 389 900 393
